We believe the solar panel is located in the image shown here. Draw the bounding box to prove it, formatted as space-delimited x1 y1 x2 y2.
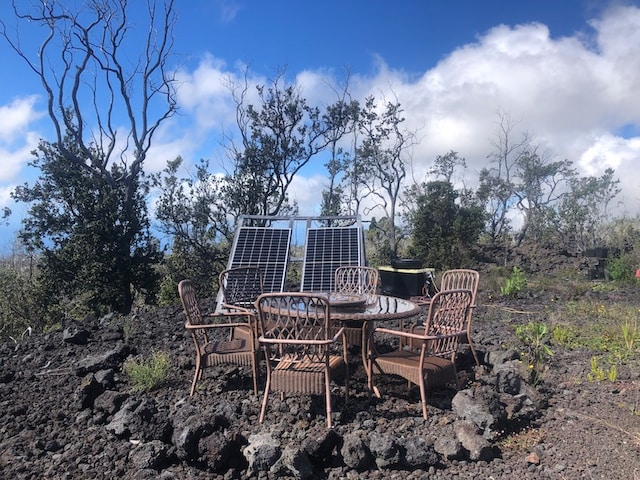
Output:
229 227 292 293
301 226 364 292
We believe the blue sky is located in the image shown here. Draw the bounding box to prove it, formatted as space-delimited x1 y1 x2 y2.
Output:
2 0 640 253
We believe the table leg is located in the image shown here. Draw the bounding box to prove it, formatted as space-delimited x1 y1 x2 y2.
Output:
361 321 369 378
361 321 382 398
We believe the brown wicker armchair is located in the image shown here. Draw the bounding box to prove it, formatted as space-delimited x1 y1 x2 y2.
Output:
255 292 349 429
411 269 480 365
333 266 379 347
219 266 264 311
368 289 473 419
179 279 260 396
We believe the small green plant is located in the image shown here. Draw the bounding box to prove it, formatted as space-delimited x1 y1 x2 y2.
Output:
587 356 606 382
124 351 171 392
501 266 527 298
552 325 574 346
620 316 638 353
122 318 136 344
586 355 618 382
515 321 553 385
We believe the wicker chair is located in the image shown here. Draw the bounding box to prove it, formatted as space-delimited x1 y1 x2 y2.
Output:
179 279 260 396
333 266 379 347
368 289 473 419
411 269 480 366
219 266 264 344
219 266 264 311
255 292 349 429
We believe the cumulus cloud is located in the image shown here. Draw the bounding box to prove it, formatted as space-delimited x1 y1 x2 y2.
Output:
354 5 640 212
0 97 43 184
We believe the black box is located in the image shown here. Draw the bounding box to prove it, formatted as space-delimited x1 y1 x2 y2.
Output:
378 266 434 298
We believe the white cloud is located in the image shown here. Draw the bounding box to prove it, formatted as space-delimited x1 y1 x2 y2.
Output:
0 185 13 208
288 174 327 216
343 5 640 202
0 131 40 183
4 4 640 227
0 97 42 184
172 5 640 221
0 96 43 143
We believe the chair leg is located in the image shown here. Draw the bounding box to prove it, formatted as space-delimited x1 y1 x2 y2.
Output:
468 336 480 366
251 354 259 396
418 374 428 420
259 377 271 423
325 372 333 429
190 358 202 396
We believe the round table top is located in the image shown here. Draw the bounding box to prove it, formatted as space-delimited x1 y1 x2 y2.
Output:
326 293 421 321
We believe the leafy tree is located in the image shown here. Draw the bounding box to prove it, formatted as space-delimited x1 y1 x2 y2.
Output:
478 111 577 248
153 157 231 302
365 217 394 267
2 0 177 315
512 149 575 246
550 167 621 252
13 132 162 315
223 70 342 219
407 180 485 270
428 150 467 183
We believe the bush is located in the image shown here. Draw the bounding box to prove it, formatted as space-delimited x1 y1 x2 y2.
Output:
501 266 527 298
124 351 171 392
0 265 53 340
607 253 639 284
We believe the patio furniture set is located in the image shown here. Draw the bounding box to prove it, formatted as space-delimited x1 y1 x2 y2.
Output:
179 266 480 428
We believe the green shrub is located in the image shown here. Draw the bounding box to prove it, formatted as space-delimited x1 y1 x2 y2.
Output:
515 321 553 386
0 265 54 340
501 266 527 298
124 351 171 392
552 324 575 347
586 355 618 382
607 253 639 284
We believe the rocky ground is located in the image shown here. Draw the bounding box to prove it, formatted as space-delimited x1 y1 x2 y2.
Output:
1 248 640 479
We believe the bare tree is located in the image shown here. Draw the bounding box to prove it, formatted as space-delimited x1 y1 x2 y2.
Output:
319 73 360 224
1 0 177 181
354 95 418 256
477 111 530 245
1 0 177 314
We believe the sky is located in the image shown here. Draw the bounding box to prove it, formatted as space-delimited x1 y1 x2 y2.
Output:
1 0 640 253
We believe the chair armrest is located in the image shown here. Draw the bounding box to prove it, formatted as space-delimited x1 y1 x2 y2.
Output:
375 327 465 342
185 321 251 330
374 327 429 341
185 311 255 330
219 303 254 314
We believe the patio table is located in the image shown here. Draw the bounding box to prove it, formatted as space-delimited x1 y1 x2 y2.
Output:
260 293 421 375
326 293 421 375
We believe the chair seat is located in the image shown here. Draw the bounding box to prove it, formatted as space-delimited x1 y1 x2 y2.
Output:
202 339 255 368
272 354 345 394
373 350 457 387
204 338 247 354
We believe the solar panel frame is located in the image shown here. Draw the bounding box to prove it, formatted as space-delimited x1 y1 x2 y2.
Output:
228 226 292 293
300 226 364 292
